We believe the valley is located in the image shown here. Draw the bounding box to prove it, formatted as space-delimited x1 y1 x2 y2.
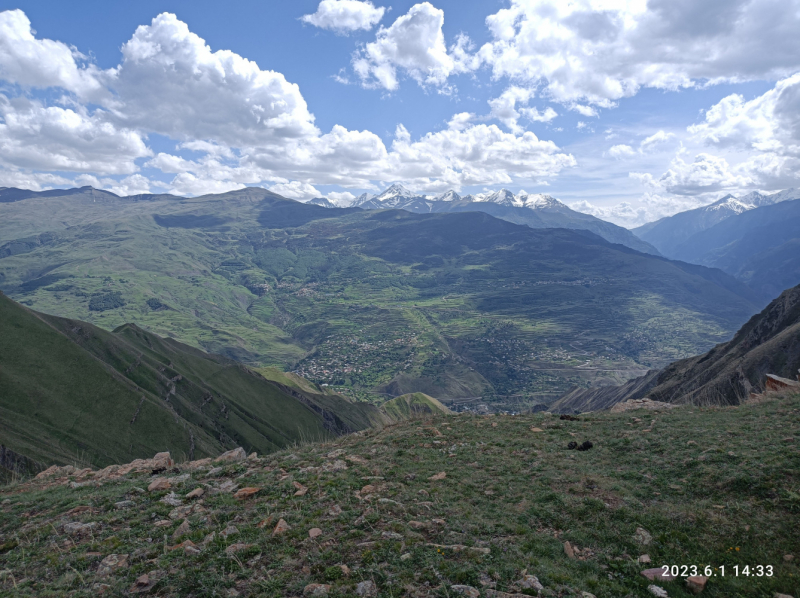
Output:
0 188 761 412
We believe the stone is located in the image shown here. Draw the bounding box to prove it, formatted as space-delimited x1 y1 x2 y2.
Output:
639 554 651 563
234 487 261 500
96 554 129 577
381 531 403 540
323 459 348 472
148 478 171 492
152 452 174 469
172 519 190 541
64 522 96 536
220 525 239 539
217 480 239 493
564 541 575 559
327 449 346 458
784 554 795 562
356 580 378 597
582 593 597 598
408 521 428 530
360 484 377 495
202 532 216 546
328 505 343 516
304 583 331 596
451 585 481 598
169 503 205 520
431 518 445 525
186 488 204 499
641 568 677 582
517 574 543 591
530 427 544 432
225 543 253 555
273 518 291 535
248 452 258 460
215 447 247 463
429 471 447 481
774 594 795 598
648 586 668 598
115 500 134 509
309 527 323 539
160 492 183 507
293 482 309 496
686 576 708 594
400 553 412 561
634 527 653 545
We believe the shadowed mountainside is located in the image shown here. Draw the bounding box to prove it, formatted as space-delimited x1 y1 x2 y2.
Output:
552 284 800 412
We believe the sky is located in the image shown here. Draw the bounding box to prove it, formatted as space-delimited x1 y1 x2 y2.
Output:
0 0 799 227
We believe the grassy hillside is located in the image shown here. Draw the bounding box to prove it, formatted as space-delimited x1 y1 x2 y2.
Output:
380 393 452 423
0 293 378 473
0 187 763 410
0 392 797 597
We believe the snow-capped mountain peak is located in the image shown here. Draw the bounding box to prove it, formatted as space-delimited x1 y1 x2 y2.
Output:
374 183 417 203
436 190 461 202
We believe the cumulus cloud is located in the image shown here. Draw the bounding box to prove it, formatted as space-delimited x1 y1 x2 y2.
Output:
112 13 318 146
268 180 322 200
301 0 385 34
352 2 474 91
477 0 800 106
0 9 106 100
327 190 356 205
656 152 752 195
570 192 704 228
0 9 575 197
488 87 557 133
0 96 150 174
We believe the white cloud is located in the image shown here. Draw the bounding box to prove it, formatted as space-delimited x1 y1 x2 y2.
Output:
301 0 385 34
656 152 752 195
572 104 598 117
640 130 675 152
477 0 800 106
112 13 318 147
570 192 703 228
488 86 557 133
352 2 473 91
327 190 356 206
608 144 636 159
168 173 246 196
0 9 106 100
268 180 322 200
107 174 153 196
0 95 150 174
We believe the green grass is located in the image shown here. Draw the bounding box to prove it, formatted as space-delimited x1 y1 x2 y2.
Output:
0 393 797 597
380 393 452 423
0 293 379 470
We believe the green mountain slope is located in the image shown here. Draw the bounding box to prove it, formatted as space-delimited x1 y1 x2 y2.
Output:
379 392 452 423
0 186 763 409
0 292 379 471
552 283 800 412
1 393 798 597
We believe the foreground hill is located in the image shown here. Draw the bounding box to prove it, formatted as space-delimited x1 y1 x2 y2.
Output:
0 186 762 408
0 292 381 473
352 185 660 255
0 393 797 597
552 284 800 413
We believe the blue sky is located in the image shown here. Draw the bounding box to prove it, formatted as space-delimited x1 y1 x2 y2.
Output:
0 0 799 226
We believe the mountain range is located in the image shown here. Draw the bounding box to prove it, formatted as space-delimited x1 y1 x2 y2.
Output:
312 184 660 255
0 186 763 411
633 188 800 257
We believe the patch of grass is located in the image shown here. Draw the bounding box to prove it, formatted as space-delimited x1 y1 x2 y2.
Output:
0 394 797 596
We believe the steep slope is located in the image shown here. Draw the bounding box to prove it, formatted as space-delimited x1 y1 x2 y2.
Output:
634 188 799 257
355 187 659 255
0 292 378 470
552 284 800 412
670 198 800 299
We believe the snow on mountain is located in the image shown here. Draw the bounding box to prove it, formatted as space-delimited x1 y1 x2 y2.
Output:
435 190 461 202
351 192 374 206
373 184 419 206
